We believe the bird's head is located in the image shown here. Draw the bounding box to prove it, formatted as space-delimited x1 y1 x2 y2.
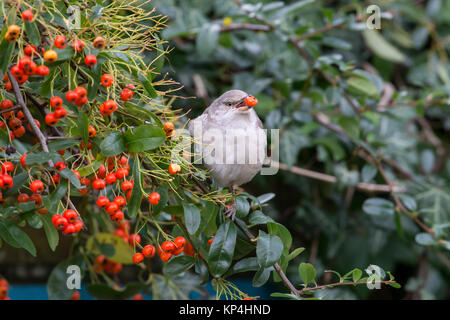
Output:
211 90 252 115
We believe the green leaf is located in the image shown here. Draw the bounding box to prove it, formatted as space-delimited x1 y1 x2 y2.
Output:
127 157 142 218
48 139 80 151
24 21 41 46
287 247 305 261
361 164 377 182
253 267 272 287
183 203 201 235
388 282 402 289
40 214 59 251
298 262 316 285
124 125 165 153
362 29 406 63
337 116 360 139
352 268 363 282
60 168 82 189
100 132 125 156
249 210 273 225
235 196 250 218
163 255 195 276
78 113 89 144
256 230 283 268
43 181 68 213
362 198 395 216
0 220 36 256
86 233 134 264
267 222 292 254
25 151 59 165
347 76 379 99
208 221 237 277
0 38 14 74
0 130 9 148
87 282 145 300
153 186 168 215
138 73 158 98
415 233 435 246
196 23 221 57
225 257 259 277
54 47 75 62
47 255 85 300
5 172 28 196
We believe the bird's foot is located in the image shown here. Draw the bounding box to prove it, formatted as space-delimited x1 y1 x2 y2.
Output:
224 203 236 221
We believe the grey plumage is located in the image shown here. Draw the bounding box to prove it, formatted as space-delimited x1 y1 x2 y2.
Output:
188 90 267 189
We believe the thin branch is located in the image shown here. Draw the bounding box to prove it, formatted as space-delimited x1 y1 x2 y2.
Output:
274 161 406 193
8 68 80 216
220 23 271 32
300 279 396 294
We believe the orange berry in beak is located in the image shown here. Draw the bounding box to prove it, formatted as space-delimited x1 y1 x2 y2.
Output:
245 96 258 107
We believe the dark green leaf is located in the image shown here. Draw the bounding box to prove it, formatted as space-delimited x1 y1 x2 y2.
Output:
208 221 237 277
124 125 165 152
256 230 283 268
100 132 125 156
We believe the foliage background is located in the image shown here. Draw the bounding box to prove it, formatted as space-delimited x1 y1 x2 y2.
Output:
151 0 450 299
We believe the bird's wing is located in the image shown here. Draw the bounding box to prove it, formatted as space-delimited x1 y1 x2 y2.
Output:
188 112 207 139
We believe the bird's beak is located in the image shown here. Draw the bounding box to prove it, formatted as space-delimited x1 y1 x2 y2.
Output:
235 97 249 112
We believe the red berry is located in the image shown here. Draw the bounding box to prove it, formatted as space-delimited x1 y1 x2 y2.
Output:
21 10 34 22
92 178 106 190
148 192 160 205
121 180 133 192
54 107 67 119
161 241 176 253
132 253 144 264
96 196 110 208
55 217 68 231
30 180 44 193
174 236 186 249
159 251 172 262
115 168 128 179
85 55 97 67
105 173 117 185
63 209 78 223
106 202 119 215
63 224 76 235
65 91 79 103
142 245 156 258
1 161 14 173
72 39 85 52
50 96 63 109
36 65 49 76
88 126 96 138
24 45 37 56
54 161 66 171
113 195 126 208
128 234 141 246
111 210 124 222
45 113 58 126
101 74 114 87
17 193 30 203
54 35 67 49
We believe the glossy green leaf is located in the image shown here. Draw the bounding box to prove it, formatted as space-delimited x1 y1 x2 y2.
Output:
256 230 283 268
208 221 237 277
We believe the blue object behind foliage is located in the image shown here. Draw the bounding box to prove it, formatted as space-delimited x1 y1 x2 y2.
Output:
8 280 275 300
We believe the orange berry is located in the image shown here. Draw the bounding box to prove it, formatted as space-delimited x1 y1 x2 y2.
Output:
245 96 258 107
168 163 181 175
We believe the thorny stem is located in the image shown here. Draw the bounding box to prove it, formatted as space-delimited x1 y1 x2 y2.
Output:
8 68 80 215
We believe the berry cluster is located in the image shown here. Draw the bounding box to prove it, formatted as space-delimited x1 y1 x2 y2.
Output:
93 254 123 275
132 236 187 264
51 209 83 235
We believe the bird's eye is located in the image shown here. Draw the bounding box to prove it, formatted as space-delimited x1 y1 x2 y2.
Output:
225 102 233 107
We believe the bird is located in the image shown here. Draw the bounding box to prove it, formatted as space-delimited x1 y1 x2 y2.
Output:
188 90 267 219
